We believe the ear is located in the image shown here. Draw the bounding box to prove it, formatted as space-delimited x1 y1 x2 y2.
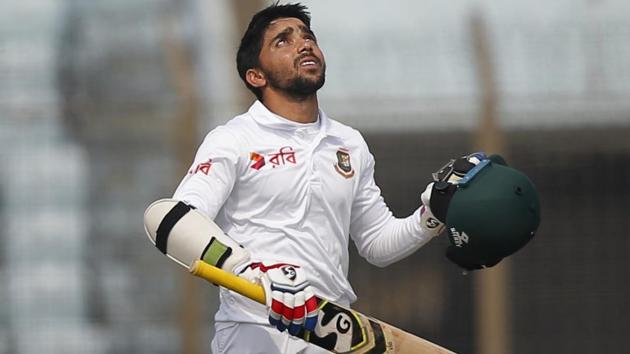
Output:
245 68 266 89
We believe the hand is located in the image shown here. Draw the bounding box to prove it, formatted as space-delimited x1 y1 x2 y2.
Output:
240 262 318 335
422 152 487 223
419 184 445 236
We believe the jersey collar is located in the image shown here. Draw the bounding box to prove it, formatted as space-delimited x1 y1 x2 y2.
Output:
248 100 342 138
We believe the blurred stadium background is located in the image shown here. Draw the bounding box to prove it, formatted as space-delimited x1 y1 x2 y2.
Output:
2 0 629 353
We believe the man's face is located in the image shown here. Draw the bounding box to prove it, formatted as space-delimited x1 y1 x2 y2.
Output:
255 17 326 97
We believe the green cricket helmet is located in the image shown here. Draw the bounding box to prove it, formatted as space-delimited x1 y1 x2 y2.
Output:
444 155 541 271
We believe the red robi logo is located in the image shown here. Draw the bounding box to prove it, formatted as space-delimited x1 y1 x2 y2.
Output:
250 147 297 170
189 159 212 175
268 146 296 168
250 152 266 170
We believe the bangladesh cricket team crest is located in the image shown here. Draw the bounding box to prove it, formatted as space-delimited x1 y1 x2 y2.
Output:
334 148 355 179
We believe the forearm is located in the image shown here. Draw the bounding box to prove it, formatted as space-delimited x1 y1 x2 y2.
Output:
359 208 437 268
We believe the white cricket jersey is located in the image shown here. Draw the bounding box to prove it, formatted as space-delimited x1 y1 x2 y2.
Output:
173 101 437 324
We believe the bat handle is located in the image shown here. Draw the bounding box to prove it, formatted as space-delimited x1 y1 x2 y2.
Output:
190 260 267 305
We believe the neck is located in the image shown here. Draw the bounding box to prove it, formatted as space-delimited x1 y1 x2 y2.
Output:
261 89 319 124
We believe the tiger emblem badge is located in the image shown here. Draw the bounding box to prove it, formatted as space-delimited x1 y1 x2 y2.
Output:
334 148 355 179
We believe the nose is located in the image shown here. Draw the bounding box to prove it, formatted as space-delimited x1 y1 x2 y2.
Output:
298 38 313 53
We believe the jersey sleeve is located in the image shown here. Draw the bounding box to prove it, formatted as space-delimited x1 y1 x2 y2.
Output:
172 126 242 219
349 136 436 267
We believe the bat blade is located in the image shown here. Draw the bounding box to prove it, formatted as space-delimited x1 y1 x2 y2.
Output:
190 261 455 354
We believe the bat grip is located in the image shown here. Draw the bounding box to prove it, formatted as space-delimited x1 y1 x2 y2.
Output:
190 260 266 305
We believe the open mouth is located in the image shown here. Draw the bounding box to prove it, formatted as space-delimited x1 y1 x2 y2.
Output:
297 56 319 68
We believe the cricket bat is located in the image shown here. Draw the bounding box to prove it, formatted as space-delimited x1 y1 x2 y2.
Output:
190 260 455 354
144 199 456 354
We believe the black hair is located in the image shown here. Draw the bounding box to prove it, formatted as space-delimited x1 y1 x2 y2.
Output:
236 2 312 101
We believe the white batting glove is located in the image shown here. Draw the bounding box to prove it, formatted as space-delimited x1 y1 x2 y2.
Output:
240 262 319 335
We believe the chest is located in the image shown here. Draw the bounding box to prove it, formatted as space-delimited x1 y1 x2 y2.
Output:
237 138 361 211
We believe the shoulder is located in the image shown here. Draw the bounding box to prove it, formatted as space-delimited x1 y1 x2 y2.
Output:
195 114 256 159
201 113 254 144
325 115 370 151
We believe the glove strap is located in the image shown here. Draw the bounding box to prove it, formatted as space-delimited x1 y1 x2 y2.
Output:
429 181 457 223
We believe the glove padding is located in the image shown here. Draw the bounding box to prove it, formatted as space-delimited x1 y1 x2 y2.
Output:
240 262 318 335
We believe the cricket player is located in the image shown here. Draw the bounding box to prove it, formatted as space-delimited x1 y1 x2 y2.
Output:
166 3 479 353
